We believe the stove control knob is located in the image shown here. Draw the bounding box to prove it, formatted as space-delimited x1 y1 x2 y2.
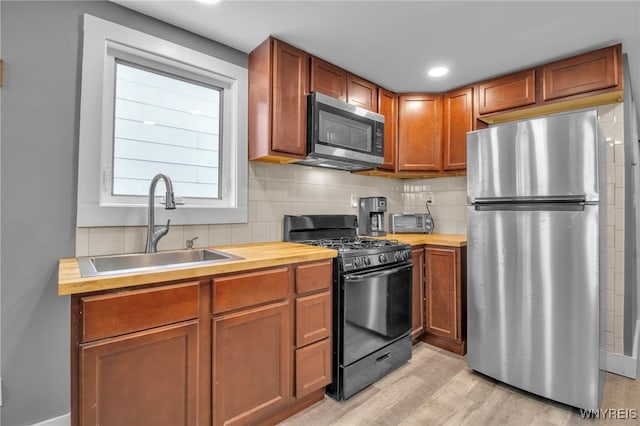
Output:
363 256 371 266
379 254 388 263
354 258 361 268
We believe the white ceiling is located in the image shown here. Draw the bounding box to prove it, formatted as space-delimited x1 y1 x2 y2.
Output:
114 0 640 122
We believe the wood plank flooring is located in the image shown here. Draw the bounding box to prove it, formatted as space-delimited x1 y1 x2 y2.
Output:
280 342 640 426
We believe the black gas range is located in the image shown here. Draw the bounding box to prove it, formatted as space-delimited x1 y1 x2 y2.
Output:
284 215 413 400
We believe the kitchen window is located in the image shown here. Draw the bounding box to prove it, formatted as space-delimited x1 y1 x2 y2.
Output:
76 14 248 227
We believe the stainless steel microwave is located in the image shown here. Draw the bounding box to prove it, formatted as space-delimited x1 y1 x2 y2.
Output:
297 92 385 171
389 213 433 234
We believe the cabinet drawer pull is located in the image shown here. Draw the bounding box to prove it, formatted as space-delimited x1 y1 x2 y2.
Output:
376 352 391 362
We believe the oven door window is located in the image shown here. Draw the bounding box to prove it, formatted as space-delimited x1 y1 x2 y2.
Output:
318 109 372 152
342 263 412 366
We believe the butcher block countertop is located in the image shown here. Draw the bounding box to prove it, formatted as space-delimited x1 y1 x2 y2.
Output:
384 233 467 247
58 242 337 296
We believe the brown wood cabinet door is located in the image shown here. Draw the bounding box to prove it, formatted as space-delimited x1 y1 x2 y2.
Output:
542 44 621 101
271 39 309 156
442 87 473 171
425 247 458 339
411 247 425 339
80 321 199 426
296 290 331 347
295 338 332 399
378 88 398 170
477 70 536 115
347 73 378 112
310 56 347 101
213 301 291 426
398 94 442 171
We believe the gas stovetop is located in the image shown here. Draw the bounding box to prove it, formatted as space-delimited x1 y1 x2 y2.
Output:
297 236 401 251
295 237 411 272
283 214 411 272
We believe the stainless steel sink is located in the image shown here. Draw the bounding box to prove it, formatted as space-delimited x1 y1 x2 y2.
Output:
77 249 243 277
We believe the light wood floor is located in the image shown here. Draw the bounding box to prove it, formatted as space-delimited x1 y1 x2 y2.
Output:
280 342 640 426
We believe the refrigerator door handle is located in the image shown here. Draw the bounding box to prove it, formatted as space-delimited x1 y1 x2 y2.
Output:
474 203 585 212
473 195 587 204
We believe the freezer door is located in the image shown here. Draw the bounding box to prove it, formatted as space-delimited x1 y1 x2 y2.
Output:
467 205 601 410
467 110 599 203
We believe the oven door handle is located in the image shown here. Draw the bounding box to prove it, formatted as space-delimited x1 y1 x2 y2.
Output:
344 263 412 281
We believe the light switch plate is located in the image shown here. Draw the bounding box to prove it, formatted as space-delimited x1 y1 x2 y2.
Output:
350 194 358 207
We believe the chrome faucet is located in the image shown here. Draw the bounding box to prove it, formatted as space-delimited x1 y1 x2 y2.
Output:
145 173 176 253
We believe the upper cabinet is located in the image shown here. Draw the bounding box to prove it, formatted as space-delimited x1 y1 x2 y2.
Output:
378 88 398 170
442 87 473 171
542 44 621 101
347 74 378 112
310 56 378 112
250 37 623 177
249 37 309 163
310 56 347 101
398 94 443 172
477 70 536 115
477 44 623 125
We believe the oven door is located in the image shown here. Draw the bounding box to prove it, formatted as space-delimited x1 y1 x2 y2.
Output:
341 262 412 366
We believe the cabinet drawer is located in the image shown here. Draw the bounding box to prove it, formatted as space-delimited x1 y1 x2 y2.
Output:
295 338 332 398
295 291 331 347
295 261 332 294
213 267 289 314
477 70 536 115
81 281 199 342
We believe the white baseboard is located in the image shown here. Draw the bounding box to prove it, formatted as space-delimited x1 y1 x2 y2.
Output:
30 413 70 426
602 321 640 379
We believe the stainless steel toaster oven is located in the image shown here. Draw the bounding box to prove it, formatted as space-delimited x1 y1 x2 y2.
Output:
389 213 433 234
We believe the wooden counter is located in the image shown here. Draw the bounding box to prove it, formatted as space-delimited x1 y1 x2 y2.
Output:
384 233 467 247
58 242 337 296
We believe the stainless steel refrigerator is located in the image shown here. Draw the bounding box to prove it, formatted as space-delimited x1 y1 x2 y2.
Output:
466 109 606 410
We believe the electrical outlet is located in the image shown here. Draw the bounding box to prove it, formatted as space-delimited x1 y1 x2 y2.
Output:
426 194 434 204
350 194 358 207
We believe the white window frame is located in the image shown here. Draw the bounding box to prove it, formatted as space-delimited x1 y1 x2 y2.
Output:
77 14 248 227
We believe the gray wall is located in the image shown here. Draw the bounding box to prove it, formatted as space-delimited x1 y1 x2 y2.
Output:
0 2 246 424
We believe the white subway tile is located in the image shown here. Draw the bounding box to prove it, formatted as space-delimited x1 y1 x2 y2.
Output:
75 228 89 257
614 316 623 339
605 310 614 332
251 222 271 243
270 221 283 242
88 227 125 256
123 226 146 254
615 230 625 252
615 273 625 296
231 224 252 244
249 179 267 201
614 337 623 354
209 225 232 246
605 332 614 350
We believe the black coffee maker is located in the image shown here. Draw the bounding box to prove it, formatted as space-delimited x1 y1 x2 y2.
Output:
358 197 387 236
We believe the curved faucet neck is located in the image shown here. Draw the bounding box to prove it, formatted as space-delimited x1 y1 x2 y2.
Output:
145 174 176 253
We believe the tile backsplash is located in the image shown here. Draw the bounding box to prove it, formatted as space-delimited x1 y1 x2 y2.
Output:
75 103 626 354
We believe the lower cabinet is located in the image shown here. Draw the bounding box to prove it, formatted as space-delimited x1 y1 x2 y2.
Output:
213 301 291 426
79 321 199 426
411 245 467 355
71 260 333 426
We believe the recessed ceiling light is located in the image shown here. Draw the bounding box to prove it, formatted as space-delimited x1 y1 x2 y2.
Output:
428 66 449 78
